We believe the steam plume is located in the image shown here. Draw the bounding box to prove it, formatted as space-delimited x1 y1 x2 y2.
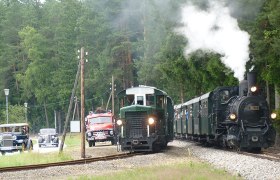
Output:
177 1 250 81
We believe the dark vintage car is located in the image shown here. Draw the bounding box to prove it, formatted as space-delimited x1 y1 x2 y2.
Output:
0 123 33 155
38 128 59 147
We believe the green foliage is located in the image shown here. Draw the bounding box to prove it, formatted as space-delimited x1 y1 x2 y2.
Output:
0 105 26 124
0 0 278 135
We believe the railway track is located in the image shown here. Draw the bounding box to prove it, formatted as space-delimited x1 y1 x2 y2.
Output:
237 151 280 163
0 152 144 173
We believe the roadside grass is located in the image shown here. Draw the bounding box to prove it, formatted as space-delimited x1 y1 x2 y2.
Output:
0 152 72 167
0 133 81 167
74 161 242 180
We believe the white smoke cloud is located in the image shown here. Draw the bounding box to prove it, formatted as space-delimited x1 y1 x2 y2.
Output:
177 1 250 81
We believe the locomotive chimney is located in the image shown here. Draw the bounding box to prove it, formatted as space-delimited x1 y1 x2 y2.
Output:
247 72 257 96
239 79 248 97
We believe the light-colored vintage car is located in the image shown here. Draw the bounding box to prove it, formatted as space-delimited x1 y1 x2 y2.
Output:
38 128 59 147
0 123 33 155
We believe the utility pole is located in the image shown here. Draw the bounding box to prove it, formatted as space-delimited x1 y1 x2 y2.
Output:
111 75 115 116
80 47 86 158
59 58 81 153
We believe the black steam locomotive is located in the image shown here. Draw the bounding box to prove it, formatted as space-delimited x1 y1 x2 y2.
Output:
116 86 174 152
174 72 276 152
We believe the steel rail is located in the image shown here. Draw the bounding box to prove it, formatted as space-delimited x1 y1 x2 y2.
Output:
0 152 144 173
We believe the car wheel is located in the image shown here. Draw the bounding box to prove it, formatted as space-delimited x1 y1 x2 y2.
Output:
27 140 33 151
111 140 115 145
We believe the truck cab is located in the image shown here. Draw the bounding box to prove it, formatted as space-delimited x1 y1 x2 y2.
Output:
85 110 115 147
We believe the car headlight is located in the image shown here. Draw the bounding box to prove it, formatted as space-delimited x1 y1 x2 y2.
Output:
148 117 155 125
109 130 113 135
117 120 122 126
250 86 257 92
51 135 55 139
87 132 92 137
229 113 236 121
12 135 17 140
271 112 277 119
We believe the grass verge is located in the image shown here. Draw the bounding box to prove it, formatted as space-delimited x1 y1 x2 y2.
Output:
73 160 242 180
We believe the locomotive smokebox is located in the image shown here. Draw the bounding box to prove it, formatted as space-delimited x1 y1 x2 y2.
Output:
247 72 257 96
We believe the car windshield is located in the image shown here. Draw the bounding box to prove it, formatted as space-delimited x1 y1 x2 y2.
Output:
89 117 111 124
0 126 25 133
40 129 56 134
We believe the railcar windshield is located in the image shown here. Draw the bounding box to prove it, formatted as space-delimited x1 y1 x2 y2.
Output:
89 117 112 124
146 94 154 106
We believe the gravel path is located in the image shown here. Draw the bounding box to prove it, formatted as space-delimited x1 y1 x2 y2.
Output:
0 140 279 180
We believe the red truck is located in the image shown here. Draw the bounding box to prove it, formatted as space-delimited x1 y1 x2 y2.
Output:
85 110 115 147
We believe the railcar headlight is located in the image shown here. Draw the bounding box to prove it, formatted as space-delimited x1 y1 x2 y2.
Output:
117 119 122 126
250 86 257 92
271 113 277 120
148 117 155 125
229 113 236 120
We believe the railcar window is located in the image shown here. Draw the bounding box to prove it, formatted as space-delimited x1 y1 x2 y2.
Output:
137 96 144 105
126 95 135 105
146 94 154 106
156 95 164 108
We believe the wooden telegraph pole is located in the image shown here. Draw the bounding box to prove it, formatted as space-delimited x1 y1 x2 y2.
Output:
80 47 86 158
111 75 115 116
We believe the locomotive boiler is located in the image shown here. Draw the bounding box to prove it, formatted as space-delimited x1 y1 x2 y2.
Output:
174 72 276 152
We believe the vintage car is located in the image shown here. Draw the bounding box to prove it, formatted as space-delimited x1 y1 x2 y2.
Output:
0 123 33 155
38 128 59 147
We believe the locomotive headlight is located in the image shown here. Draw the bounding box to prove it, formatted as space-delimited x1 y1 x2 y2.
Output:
250 86 257 92
117 119 122 126
271 113 277 120
148 117 155 125
229 113 236 120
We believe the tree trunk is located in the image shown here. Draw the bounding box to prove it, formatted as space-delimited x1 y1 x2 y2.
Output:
44 101 49 128
58 111 62 134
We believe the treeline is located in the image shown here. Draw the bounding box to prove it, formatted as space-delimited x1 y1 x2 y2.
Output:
0 0 279 133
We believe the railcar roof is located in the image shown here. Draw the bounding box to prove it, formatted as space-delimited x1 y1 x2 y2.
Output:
0 123 29 127
118 85 167 96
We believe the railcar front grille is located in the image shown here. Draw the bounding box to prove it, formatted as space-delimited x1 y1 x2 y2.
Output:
125 111 147 138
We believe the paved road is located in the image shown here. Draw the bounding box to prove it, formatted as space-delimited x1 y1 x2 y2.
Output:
0 139 65 156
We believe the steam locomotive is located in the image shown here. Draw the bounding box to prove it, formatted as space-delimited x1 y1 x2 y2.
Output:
174 72 276 152
116 86 174 152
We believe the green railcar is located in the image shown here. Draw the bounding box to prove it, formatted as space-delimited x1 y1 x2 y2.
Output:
116 86 174 152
